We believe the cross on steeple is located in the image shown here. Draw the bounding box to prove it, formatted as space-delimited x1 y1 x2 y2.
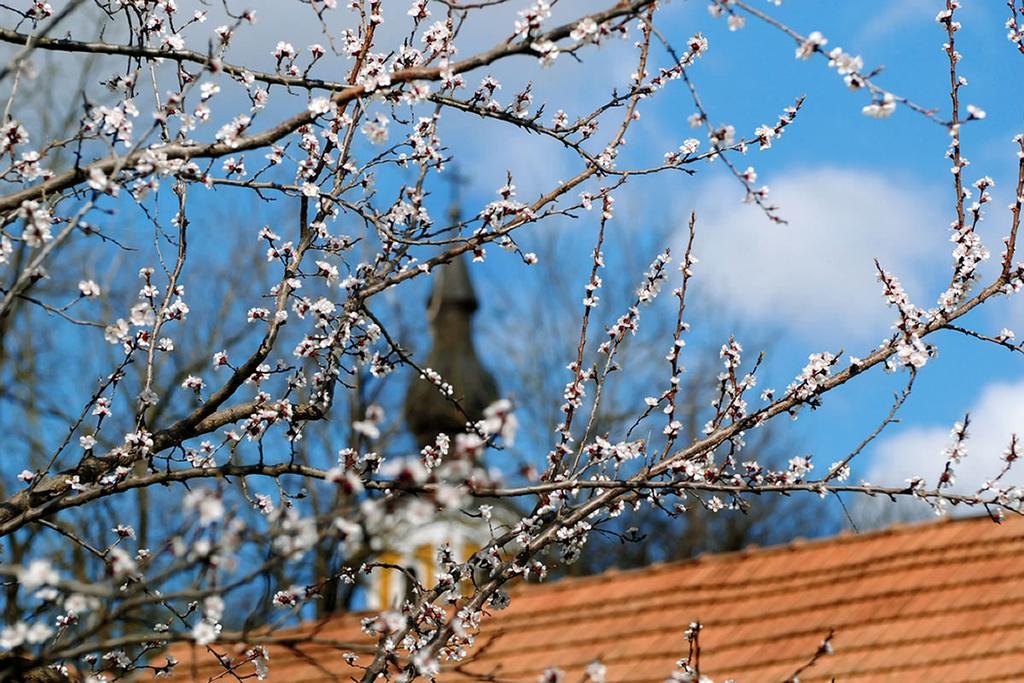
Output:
446 164 470 223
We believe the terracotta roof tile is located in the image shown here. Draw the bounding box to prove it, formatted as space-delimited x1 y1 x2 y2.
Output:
166 514 1024 682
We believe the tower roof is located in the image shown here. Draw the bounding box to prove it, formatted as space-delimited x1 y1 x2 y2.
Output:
427 253 478 316
405 254 499 449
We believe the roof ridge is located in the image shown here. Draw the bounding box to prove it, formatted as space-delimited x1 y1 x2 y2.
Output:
290 515 1016 628
491 536 1024 623
504 514 1018 602
507 514 1002 597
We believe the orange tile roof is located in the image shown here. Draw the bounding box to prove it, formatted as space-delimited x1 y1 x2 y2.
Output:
171 514 1024 682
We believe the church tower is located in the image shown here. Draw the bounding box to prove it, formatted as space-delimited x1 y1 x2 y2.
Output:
367 201 507 610
403 253 499 450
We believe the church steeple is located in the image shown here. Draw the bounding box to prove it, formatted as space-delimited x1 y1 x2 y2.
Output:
370 197 503 609
403 252 499 450
404 176 499 450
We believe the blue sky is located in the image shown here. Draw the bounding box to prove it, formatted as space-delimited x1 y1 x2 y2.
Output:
15 0 1024 525
408 0 1024 512
650 1 1024 506
185 0 1024 510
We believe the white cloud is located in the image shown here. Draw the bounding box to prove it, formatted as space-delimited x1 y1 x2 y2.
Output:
691 167 949 346
867 379 1024 493
855 0 934 45
856 0 999 45
443 115 578 199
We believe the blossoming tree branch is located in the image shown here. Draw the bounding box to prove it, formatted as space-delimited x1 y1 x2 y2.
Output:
0 0 1021 680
